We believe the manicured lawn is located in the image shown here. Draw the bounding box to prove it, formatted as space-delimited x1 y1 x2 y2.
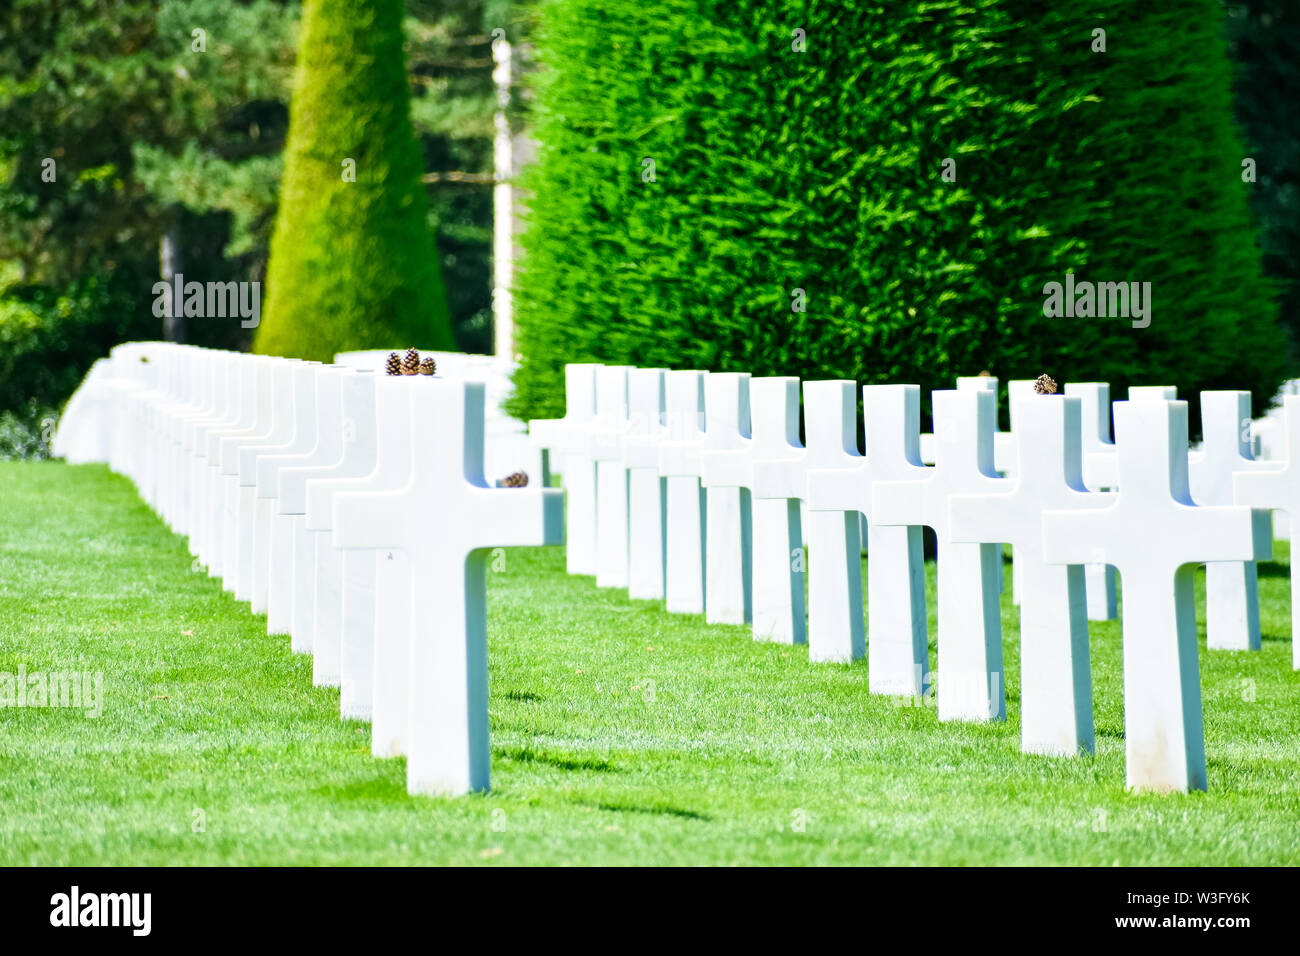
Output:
0 460 1297 865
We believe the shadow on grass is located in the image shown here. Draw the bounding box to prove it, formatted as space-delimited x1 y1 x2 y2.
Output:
1256 560 1291 581
595 799 710 821
496 745 619 773
502 690 544 702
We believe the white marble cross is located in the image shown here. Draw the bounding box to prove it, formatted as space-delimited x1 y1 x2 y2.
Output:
591 365 633 589
201 356 266 580
1234 393 1300 670
920 375 998 465
622 368 668 600
1044 399 1271 791
324 376 419 721
275 366 347 653
182 353 240 567
138 344 186 525
1129 385 1177 402
923 376 1007 596
754 380 863 661
657 370 708 614
1062 381 1119 621
1000 379 1037 475
216 357 289 601
695 373 754 625
302 372 379 687
159 349 213 534
1190 391 1281 651
1067 382 1119 490
950 394 1112 755
807 385 929 690
703 377 804 642
235 359 304 610
529 363 601 575
333 379 565 795
251 361 322 627
1003 379 1036 605
873 389 1006 721
744 378 809 643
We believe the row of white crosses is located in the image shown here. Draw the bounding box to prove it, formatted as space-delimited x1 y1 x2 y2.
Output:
530 364 1286 792
53 342 562 796
52 345 1295 795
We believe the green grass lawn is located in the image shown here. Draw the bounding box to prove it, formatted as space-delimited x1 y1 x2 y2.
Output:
1 460 1298 865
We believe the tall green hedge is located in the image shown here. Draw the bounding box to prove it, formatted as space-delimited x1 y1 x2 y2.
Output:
256 0 453 361
1228 0 1300 360
508 0 1286 427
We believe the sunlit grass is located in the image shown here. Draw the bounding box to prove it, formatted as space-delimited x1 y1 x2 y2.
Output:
0 461 1297 865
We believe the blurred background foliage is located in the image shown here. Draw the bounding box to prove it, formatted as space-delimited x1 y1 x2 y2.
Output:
0 0 1295 449
0 0 523 440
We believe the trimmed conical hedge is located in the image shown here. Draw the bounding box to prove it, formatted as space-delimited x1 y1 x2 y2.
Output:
507 0 1287 430
256 0 453 361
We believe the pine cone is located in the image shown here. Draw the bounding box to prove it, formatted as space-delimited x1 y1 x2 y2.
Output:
502 471 529 488
419 357 436 376
385 352 402 376
1034 373 1058 395
401 347 420 375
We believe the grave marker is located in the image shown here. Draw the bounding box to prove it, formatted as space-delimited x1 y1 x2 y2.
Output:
703 378 804 642
1189 391 1280 651
333 380 564 795
622 368 669 600
696 373 754 625
182 353 240 565
250 361 322 622
1063 382 1119 620
1234 393 1300 670
324 376 419 720
213 357 280 598
529 364 601 575
1044 399 1271 791
807 385 929 690
198 356 264 579
592 366 633 590
950 395 1111 755
275 366 348 652
754 380 864 661
302 372 379 687
657 370 708 615
873 389 1006 721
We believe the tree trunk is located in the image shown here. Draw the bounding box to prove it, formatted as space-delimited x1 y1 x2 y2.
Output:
160 224 184 342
